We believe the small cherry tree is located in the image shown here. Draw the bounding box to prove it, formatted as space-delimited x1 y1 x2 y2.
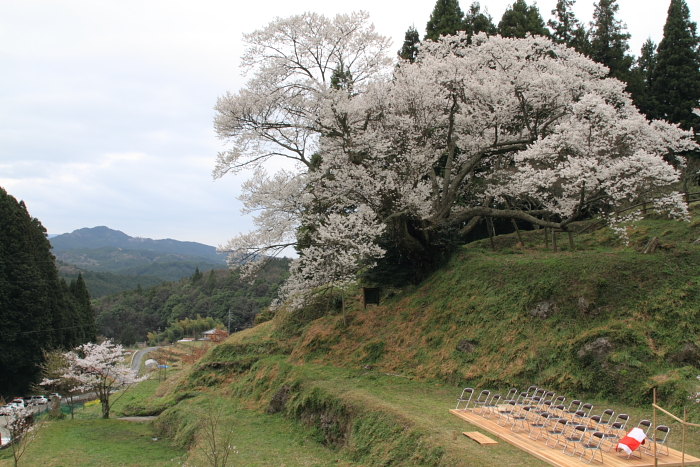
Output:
61 340 147 418
0 403 44 467
38 349 83 419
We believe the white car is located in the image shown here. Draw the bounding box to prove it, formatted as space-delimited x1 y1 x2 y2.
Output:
28 396 48 405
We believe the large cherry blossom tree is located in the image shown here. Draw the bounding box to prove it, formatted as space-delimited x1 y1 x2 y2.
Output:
315 33 696 248
215 15 698 309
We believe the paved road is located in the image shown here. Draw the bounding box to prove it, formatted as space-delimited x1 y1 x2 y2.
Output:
131 347 157 374
0 417 8 445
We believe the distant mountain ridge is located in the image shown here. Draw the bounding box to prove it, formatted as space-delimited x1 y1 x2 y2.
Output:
50 226 225 263
51 227 229 296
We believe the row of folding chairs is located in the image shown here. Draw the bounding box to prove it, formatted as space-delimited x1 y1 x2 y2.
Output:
456 386 671 463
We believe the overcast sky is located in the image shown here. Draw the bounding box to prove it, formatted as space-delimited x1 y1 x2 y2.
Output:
1 0 695 247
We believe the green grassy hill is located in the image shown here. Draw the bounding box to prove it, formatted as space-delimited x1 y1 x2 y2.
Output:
227 204 700 404
121 203 700 466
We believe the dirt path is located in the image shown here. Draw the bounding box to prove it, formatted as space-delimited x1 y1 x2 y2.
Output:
117 416 157 422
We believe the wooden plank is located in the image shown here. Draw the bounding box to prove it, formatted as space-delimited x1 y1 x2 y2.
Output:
449 409 700 467
463 431 498 445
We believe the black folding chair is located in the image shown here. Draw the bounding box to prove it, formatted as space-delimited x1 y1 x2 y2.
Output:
583 415 603 433
594 409 615 432
644 425 670 457
544 418 570 448
528 412 553 441
574 431 605 464
563 399 582 415
496 400 518 426
512 405 536 433
562 425 587 456
471 390 491 414
455 387 474 411
601 414 629 452
479 393 502 419
502 388 519 404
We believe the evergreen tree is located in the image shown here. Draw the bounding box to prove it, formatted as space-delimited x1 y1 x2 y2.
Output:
205 269 217 293
398 25 421 63
588 0 633 82
58 278 78 346
628 38 658 118
425 0 465 41
498 0 550 39
463 2 497 39
330 66 353 93
69 272 97 343
650 0 700 131
120 324 137 346
0 187 87 397
548 0 589 53
190 266 204 284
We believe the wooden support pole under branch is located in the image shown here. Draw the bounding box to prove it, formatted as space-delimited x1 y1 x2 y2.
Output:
503 198 524 247
644 237 659 254
486 218 496 252
512 219 524 246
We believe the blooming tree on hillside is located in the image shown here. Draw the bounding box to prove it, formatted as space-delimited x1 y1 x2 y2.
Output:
58 340 146 418
215 15 698 309
314 33 695 237
214 11 392 179
215 11 393 306
272 205 385 315
38 349 83 418
0 403 44 467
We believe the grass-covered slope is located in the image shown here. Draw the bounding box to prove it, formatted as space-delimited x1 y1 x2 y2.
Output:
136 203 700 466
289 207 700 405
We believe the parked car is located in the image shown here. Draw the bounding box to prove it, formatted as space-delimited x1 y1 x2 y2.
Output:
11 398 25 406
48 393 61 400
27 396 48 405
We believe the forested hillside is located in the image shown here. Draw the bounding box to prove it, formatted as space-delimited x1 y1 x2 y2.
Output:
93 259 290 345
0 187 96 397
55 256 224 297
51 226 225 263
51 226 230 297
52 246 223 277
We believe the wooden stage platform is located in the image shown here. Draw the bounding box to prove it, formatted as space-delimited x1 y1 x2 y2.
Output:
450 409 700 467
